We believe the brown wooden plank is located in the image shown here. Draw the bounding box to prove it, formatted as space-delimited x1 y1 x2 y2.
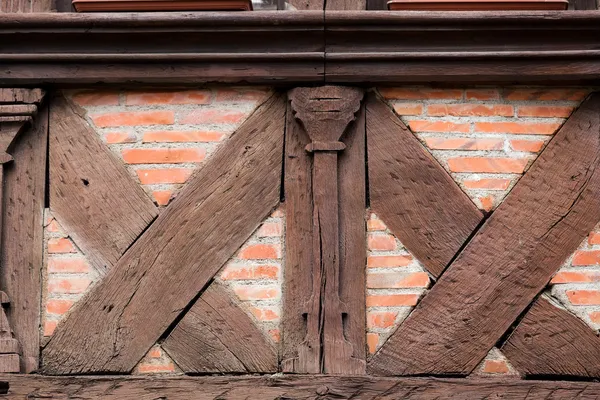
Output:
326 0 366 10
281 101 313 371
366 92 483 278
0 0 51 11
49 94 158 274
502 297 600 378
42 92 286 375
162 281 277 373
0 88 44 104
338 105 367 370
1 105 47 373
368 93 600 376
4 374 600 399
569 0 597 9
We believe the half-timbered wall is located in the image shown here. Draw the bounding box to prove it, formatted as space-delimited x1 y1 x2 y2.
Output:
37 85 600 379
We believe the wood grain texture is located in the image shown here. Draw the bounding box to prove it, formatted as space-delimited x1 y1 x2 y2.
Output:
369 93 600 376
49 94 158 274
162 281 277 374
503 297 600 378
569 0 597 9
0 88 44 104
42 93 286 375
326 0 366 10
4 374 600 399
0 0 52 12
1 105 47 373
366 92 482 278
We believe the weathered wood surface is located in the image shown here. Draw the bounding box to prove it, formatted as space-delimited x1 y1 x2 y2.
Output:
162 282 277 373
1 106 47 373
0 0 52 12
49 95 158 274
42 93 286 375
369 93 600 376
284 87 365 374
569 0 597 9
0 88 43 104
503 297 600 378
0 292 19 372
3 12 600 85
4 375 600 399
366 92 482 278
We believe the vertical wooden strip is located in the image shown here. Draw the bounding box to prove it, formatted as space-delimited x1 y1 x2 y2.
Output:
326 0 366 9
502 298 600 378
1 106 47 372
281 103 313 371
338 106 366 366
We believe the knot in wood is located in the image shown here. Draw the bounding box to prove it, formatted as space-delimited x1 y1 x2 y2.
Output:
316 385 329 395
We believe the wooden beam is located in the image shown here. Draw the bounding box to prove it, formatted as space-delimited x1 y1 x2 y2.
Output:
366 92 482 278
3 12 600 85
1 105 47 373
368 93 600 376
502 297 600 378
162 282 277 373
0 0 52 12
42 93 286 375
3 374 600 399
49 95 158 274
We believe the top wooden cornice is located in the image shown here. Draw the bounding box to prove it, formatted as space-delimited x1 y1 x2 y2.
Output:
1 11 600 86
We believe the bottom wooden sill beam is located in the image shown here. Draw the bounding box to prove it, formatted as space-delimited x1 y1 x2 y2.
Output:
2 374 600 399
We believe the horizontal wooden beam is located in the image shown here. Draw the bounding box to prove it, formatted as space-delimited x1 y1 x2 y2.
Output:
2 374 600 398
2 11 600 85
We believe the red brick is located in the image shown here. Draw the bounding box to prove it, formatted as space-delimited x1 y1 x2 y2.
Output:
122 148 205 164
367 218 387 231
474 122 561 135
221 264 280 280
250 306 280 321
143 130 224 143
105 132 137 144
148 347 163 358
367 272 429 289
367 333 379 354
46 299 74 315
181 109 247 124
572 250 600 266
257 222 282 237
517 105 574 118
366 294 419 307
368 234 397 251
137 363 176 374
126 90 210 105
91 111 174 127
233 285 280 301
465 89 500 101
44 320 57 336
590 311 600 324
551 271 600 284
566 290 600 305
269 329 281 342
72 91 119 106
408 120 470 133
238 244 281 260
479 195 494 212
379 88 462 100
367 255 413 268
47 277 91 294
367 311 398 329
503 88 588 101
152 190 172 206
215 88 268 102
448 157 528 173
47 238 76 254
510 139 545 153
424 137 503 151
392 103 423 115
47 258 90 273
271 207 284 218
463 178 511 190
428 104 513 117
46 219 62 233
136 168 194 184
589 232 600 245
482 360 510 374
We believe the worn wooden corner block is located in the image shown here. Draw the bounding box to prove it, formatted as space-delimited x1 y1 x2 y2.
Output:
0 354 20 373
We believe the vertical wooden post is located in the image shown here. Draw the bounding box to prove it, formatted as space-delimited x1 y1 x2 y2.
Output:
283 86 365 375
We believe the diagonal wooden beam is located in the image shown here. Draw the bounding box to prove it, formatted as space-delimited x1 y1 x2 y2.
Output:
502 297 600 378
368 93 600 376
42 92 286 375
49 94 158 274
366 92 483 278
162 281 277 373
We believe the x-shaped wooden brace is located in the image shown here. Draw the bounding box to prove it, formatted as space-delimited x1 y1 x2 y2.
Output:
366 92 600 378
43 93 285 374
